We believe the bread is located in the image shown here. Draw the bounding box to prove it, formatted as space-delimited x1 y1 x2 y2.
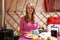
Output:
47 37 52 40
24 34 34 38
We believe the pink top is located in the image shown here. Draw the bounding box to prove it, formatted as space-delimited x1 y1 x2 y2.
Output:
20 16 38 34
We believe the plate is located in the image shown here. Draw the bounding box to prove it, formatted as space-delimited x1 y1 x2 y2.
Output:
24 34 33 38
25 36 33 38
51 37 57 40
25 34 38 38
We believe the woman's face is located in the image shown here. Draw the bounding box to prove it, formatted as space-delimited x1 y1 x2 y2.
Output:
26 5 33 14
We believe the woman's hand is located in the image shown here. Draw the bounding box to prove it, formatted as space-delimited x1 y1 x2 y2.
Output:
23 31 33 37
29 30 33 34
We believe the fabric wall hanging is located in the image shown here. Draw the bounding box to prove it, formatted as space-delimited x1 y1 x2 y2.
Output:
44 0 60 12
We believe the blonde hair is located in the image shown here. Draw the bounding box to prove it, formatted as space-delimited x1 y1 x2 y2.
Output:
25 3 35 23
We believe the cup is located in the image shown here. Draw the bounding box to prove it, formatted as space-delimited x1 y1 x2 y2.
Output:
32 36 38 40
32 30 39 35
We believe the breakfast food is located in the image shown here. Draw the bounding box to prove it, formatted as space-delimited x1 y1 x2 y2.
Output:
25 34 34 38
32 35 38 40
47 37 52 40
41 38 45 40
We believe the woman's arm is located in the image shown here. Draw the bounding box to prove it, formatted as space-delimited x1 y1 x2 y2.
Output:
35 22 38 29
35 16 38 29
33 16 38 30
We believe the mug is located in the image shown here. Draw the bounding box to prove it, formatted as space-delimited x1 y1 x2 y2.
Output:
32 30 39 35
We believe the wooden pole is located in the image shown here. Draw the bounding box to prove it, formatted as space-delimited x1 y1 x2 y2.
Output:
2 0 5 29
46 0 50 14
54 0 56 14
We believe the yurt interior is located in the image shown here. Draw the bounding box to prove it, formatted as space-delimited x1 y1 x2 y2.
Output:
0 0 60 40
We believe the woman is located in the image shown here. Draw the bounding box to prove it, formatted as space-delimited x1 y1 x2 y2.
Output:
18 3 39 40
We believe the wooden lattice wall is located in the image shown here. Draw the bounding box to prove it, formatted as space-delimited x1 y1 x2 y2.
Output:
5 0 60 35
